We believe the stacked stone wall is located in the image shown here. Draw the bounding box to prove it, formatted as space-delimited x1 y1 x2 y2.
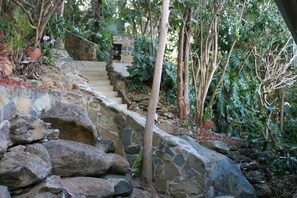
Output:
113 36 134 64
65 31 97 61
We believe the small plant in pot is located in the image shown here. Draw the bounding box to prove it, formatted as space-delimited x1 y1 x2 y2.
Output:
202 108 214 129
11 0 64 61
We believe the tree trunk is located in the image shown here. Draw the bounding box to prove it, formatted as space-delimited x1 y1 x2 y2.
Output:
94 0 102 32
177 12 186 119
141 0 170 194
177 8 191 120
55 0 65 16
183 8 192 118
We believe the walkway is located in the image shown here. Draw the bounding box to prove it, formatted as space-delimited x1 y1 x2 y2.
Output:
73 61 127 109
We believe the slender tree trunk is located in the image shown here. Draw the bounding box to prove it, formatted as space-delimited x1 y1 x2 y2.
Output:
141 0 170 194
177 8 191 120
177 12 186 119
183 8 192 118
207 39 237 109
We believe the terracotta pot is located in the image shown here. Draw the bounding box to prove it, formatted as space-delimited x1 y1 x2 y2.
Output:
26 47 42 61
203 120 214 129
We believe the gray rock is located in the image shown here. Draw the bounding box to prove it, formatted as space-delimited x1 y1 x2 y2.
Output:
246 170 265 184
45 128 60 140
0 120 10 154
125 144 141 154
181 135 256 198
105 176 133 196
9 115 47 145
293 190 297 198
200 140 230 154
61 177 114 198
128 188 151 198
41 102 98 145
254 182 273 198
43 140 113 177
25 143 52 170
120 128 132 149
109 153 131 175
0 185 11 198
0 146 51 190
12 175 69 198
210 158 256 198
95 138 116 153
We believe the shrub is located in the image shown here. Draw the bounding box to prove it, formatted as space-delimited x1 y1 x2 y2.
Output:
127 35 176 94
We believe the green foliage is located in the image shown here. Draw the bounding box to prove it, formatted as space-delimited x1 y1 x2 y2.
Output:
1 8 33 57
44 13 65 42
269 153 297 176
215 49 264 138
40 36 57 66
131 155 143 176
127 35 176 94
203 108 213 121
283 86 297 144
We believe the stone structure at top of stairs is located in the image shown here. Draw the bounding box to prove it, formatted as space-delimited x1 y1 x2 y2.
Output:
0 49 256 198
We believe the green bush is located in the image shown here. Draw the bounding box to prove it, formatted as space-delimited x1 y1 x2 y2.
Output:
269 153 297 176
127 35 176 94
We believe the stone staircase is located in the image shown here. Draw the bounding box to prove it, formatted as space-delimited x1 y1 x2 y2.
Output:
73 61 127 109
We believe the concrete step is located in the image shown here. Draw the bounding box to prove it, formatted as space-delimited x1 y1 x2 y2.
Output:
100 91 118 97
91 80 111 85
76 65 106 71
93 85 114 91
80 61 106 68
74 61 106 69
117 104 128 109
80 70 108 76
108 97 123 104
75 61 127 109
86 75 109 81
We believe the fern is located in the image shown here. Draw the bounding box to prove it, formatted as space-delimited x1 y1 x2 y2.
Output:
217 84 226 117
230 49 241 69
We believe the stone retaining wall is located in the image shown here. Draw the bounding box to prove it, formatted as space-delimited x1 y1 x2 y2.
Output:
65 31 97 61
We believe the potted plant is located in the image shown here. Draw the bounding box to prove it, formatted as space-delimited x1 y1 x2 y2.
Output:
202 108 214 129
12 0 64 60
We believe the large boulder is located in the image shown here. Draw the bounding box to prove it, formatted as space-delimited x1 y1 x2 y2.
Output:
41 102 98 145
43 140 113 177
181 136 256 198
8 115 47 145
61 177 114 198
104 176 133 197
0 145 51 190
210 158 257 198
109 153 131 175
12 175 69 198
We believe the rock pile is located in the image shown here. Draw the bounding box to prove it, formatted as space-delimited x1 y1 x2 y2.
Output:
200 140 297 198
0 115 144 198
